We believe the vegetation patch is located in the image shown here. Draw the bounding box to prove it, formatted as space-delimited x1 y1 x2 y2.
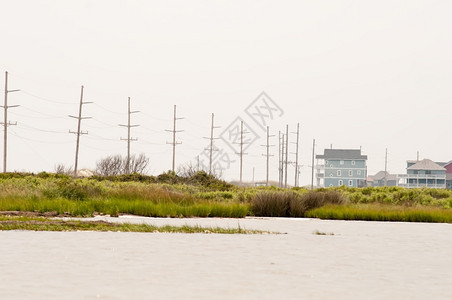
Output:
313 230 334 236
1 173 452 223
306 204 452 223
250 190 346 217
0 216 274 234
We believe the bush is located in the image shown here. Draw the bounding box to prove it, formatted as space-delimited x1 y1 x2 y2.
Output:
250 190 347 217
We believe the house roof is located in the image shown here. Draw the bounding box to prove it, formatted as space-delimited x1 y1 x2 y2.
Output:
370 171 397 181
316 149 367 160
442 161 452 168
407 159 446 171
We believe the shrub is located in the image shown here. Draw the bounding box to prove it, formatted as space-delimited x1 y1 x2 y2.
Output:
251 190 347 218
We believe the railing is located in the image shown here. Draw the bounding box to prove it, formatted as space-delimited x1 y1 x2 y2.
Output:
402 174 446 180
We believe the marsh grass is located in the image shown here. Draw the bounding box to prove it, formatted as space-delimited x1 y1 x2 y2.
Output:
0 176 248 218
0 216 272 234
251 190 346 217
306 204 452 223
338 186 452 208
2 174 452 222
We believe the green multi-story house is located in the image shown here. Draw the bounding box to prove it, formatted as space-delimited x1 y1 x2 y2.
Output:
316 149 367 187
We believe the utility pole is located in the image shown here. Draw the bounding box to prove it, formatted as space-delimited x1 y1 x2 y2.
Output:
69 86 92 177
384 148 388 186
166 105 183 172
278 131 281 187
235 121 248 186
311 139 315 190
119 97 139 174
280 132 285 188
1 71 20 173
292 123 300 187
284 124 289 188
203 113 219 175
261 126 274 186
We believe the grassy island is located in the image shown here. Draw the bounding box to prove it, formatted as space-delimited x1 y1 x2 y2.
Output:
0 172 451 224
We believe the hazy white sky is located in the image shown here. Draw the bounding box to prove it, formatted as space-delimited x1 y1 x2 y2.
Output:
1 0 451 185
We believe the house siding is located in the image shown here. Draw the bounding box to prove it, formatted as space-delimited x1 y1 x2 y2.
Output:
317 150 367 188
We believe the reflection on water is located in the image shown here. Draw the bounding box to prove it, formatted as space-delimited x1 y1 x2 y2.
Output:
0 217 451 299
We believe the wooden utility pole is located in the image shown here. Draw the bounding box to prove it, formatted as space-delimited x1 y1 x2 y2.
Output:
204 113 219 174
239 121 245 185
69 86 92 177
293 123 300 187
261 126 274 186
278 131 281 187
119 97 139 174
311 139 315 189
1 71 20 173
280 132 285 188
166 105 183 172
234 121 249 186
284 124 289 188
384 148 388 186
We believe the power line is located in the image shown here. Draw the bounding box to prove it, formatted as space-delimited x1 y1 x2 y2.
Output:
93 102 122 115
9 130 72 144
16 123 67 134
20 90 75 105
19 106 67 119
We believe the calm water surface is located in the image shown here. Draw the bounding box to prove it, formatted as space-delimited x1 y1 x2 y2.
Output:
0 217 451 299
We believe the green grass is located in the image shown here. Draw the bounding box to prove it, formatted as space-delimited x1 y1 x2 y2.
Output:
306 204 452 223
1 173 452 223
0 216 273 234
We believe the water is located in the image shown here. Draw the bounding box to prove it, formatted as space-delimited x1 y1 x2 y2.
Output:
0 217 451 299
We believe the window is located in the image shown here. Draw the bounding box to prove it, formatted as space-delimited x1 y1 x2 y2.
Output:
325 160 328 164
348 180 353 186
338 180 343 186
349 170 353 176
352 160 355 165
330 164 333 168
330 173 333 177
337 170 341 176
340 160 344 165
357 170 361 175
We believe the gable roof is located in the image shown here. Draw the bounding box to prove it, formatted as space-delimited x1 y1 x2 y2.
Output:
316 149 367 160
442 161 452 168
371 171 397 181
407 159 446 171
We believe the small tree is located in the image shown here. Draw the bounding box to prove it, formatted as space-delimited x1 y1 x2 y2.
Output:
54 163 73 175
128 153 150 174
95 154 150 176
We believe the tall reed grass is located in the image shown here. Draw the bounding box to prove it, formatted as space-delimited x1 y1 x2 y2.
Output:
251 190 346 217
306 204 452 223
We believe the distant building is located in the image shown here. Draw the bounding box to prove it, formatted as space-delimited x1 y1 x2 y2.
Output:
439 161 452 190
404 159 446 189
368 171 398 187
316 149 367 188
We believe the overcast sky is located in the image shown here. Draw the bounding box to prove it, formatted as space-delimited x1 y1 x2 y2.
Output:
1 0 451 185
